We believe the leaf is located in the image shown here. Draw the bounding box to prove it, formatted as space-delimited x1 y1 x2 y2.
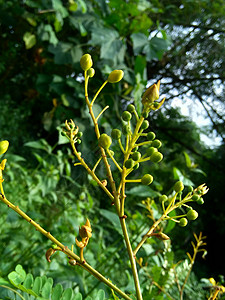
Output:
183 151 192 168
32 276 42 295
61 288 73 300
52 284 63 300
173 167 194 185
164 210 176 233
99 209 122 236
131 33 148 55
23 32 36 49
25 139 52 153
96 289 105 300
41 281 52 299
73 293 83 300
23 274 34 289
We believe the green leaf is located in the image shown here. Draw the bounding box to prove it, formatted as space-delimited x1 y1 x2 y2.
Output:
126 185 160 198
183 151 192 168
41 282 52 299
173 167 194 185
164 210 176 233
8 271 24 286
52 284 63 300
73 293 83 300
61 288 73 300
131 33 148 54
96 290 105 300
23 32 36 49
23 274 33 289
32 276 42 295
99 209 122 236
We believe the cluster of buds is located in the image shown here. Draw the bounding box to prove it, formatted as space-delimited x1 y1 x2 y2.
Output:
141 80 165 114
76 219 92 262
62 119 83 145
0 140 9 185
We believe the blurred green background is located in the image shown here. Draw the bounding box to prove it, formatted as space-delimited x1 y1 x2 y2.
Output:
0 0 225 299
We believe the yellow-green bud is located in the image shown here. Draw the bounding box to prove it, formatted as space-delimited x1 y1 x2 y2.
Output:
174 181 184 193
107 70 124 83
179 218 188 227
151 139 162 148
131 151 141 161
141 120 149 130
141 174 153 185
146 147 158 156
122 111 132 122
127 104 135 113
87 67 95 77
98 134 112 149
0 140 9 155
80 54 93 71
147 132 156 141
186 209 198 220
124 158 134 169
111 129 121 140
142 81 160 108
150 152 163 163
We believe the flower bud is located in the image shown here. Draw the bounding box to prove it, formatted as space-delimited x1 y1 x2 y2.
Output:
131 152 141 161
147 132 156 141
174 181 184 193
179 218 188 227
127 104 135 113
0 140 9 155
80 54 93 71
98 134 112 149
196 197 204 205
159 195 168 202
107 70 124 83
186 209 198 220
141 120 149 130
111 129 121 140
141 174 153 185
142 81 160 108
122 124 130 135
151 139 162 148
87 67 95 77
146 147 158 157
150 152 163 163
124 158 134 169
122 111 132 122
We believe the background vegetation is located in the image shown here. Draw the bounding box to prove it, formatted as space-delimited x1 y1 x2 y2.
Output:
0 0 225 298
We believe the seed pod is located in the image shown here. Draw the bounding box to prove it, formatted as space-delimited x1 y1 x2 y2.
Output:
141 174 153 185
141 120 149 130
174 181 184 193
146 147 157 156
179 218 188 227
124 158 134 169
111 129 121 140
186 209 198 220
108 70 124 83
151 139 162 148
98 133 112 149
150 152 163 163
122 111 132 122
80 54 93 71
87 67 95 77
0 140 9 155
147 132 156 141
127 104 135 113
131 151 141 161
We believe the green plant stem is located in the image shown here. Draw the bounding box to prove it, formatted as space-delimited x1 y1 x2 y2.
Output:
120 218 143 300
0 285 25 300
0 194 132 300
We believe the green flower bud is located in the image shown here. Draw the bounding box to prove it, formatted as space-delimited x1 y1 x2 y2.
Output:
77 139 82 144
141 120 149 130
111 129 122 140
142 81 160 109
108 70 124 83
159 195 168 202
186 209 198 220
150 152 163 163
124 158 134 169
151 139 162 148
192 194 200 201
187 185 194 193
0 140 9 155
122 124 130 135
174 181 184 193
131 151 141 161
98 133 112 149
80 54 93 71
77 132 83 138
87 67 95 77
79 192 86 200
196 197 204 205
122 111 132 122
179 218 188 227
146 146 157 156
147 132 156 141
141 174 153 185
127 104 135 113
